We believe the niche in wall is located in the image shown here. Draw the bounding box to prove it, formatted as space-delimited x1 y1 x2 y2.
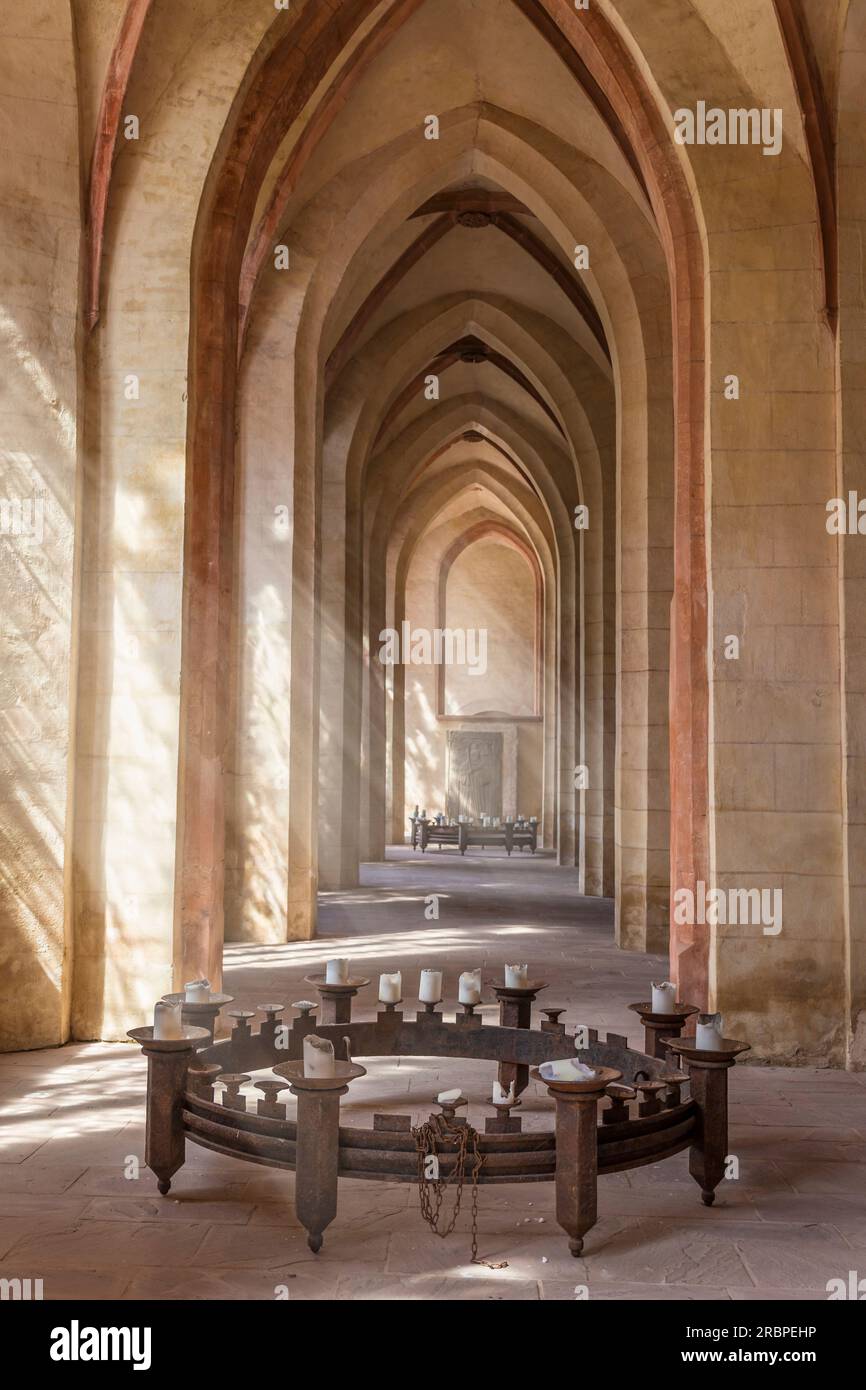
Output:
437 524 542 719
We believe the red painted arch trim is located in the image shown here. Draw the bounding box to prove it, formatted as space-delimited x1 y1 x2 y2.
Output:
238 0 427 348
86 0 154 331
773 0 837 331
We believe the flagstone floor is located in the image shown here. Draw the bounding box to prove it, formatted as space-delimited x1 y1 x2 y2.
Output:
1 849 865 1301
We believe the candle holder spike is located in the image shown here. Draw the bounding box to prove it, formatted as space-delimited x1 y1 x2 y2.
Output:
161 992 234 1045
541 1008 566 1034
660 1070 689 1109
219 1074 252 1112
226 1011 256 1045
602 1081 635 1125
187 1060 223 1101
254 1079 290 1118
633 1078 667 1117
486 1095 522 1135
628 1000 699 1060
304 975 370 1027
434 1093 467 1123
456 1000 483 1027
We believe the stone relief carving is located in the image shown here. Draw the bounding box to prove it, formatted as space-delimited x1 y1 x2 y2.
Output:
446 731 503 819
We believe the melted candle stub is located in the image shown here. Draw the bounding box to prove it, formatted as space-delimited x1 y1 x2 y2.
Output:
379 971 402 1003
458 969 482 1004
695 1012 724 1050
153 1001 183 1039
437 1088 463 1105
303 1034 336 1077
184 978 211 1003
419 969 443 1003
651 980 677 1012
539 1058 597 1083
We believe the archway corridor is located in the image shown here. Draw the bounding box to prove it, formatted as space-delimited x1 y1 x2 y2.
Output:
2 0 866 1318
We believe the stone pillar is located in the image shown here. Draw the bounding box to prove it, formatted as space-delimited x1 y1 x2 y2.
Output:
0 4 81 1049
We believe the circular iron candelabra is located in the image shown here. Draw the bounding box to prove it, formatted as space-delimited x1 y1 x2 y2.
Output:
129 982 748 1256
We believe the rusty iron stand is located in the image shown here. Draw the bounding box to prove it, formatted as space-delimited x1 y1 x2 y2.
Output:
492 978 547 1097
304 975 370 1025
161 991 234 1045
663 1034 750 1206
273 1059 366 1251
628 1000 698 1060
532 1064 621 1256
129 981 749 1258
127 1025 210 1194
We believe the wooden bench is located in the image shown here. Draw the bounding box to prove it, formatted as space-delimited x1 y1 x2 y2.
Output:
411 819 538 855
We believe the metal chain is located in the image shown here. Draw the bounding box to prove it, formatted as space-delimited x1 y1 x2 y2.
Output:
412 1112 485 1262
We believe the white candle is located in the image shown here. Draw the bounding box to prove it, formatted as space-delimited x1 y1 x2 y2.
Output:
379 971 402 1003
504 963 529 988
437 1088 462 1105
153 1001 183 1039
458 969 482 1005
325 958 349 984
539 1058 597 1082
303 1034 336 1077
695 1012 724 1050
492 1080 516 1105
184 978 211 1003
419 969 443 1003
651 980 677 1014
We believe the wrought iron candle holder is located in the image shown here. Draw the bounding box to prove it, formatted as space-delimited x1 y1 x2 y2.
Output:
160 991 234 1045
628 999 699 1059
129 980 749 1257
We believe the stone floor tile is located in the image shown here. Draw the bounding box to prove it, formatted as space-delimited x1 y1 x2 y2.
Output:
197 1222 391 1268
5 1220 211 1268
80 1195 256 1226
